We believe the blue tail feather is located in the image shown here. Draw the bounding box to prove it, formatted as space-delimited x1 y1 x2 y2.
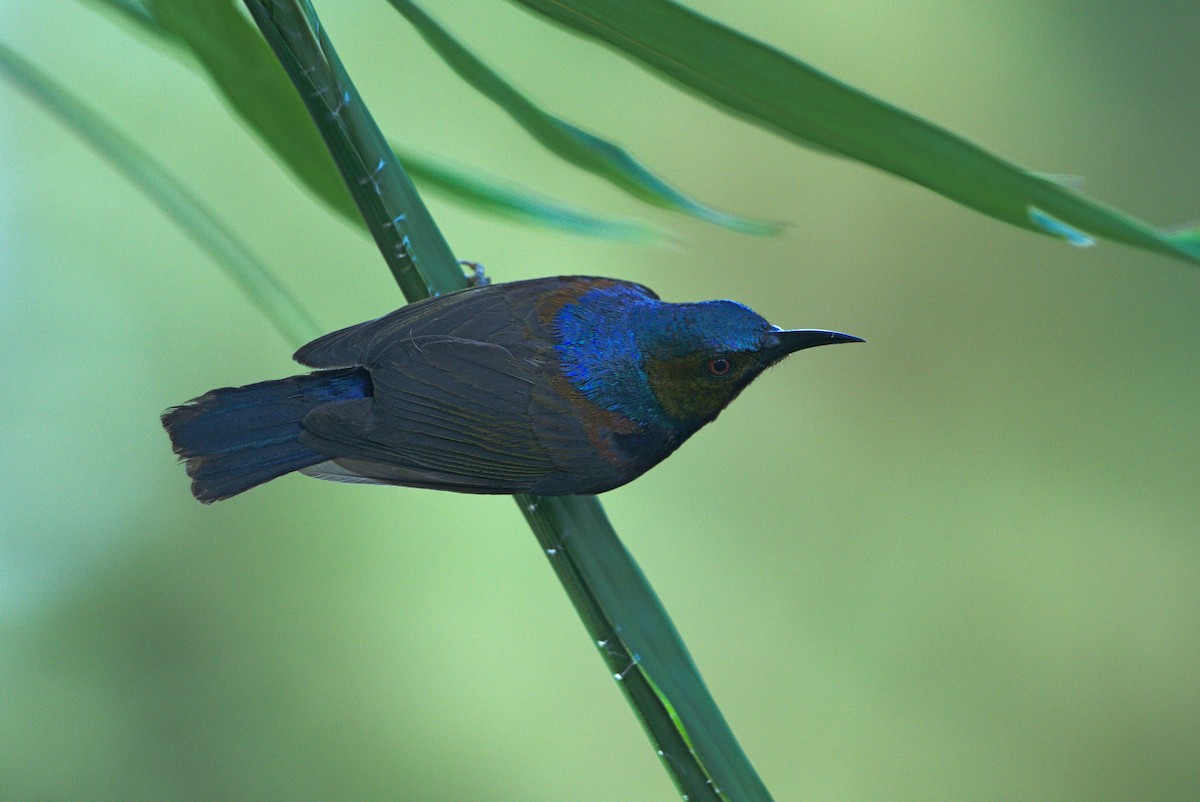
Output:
162 368 370 502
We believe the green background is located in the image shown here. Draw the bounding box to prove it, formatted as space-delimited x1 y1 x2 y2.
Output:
2 1 1198 799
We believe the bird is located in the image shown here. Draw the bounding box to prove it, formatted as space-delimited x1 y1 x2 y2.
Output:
162 275 860 503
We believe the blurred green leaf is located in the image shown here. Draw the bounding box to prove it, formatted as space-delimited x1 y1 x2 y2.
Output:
509 0 1200 265
404 151 662 242
141 0 362 225
0 39 319 345
86 0 160 35
84 0 648 241
387 0 777 235
1171 225 1200 252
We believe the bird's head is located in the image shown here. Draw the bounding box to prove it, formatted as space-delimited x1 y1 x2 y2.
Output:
554 285 860 435
631 300 860 431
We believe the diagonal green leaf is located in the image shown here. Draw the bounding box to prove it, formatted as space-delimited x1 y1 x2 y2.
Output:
85 0 161 36
404 150 662 242
519 495 771 801
386 0 777 235
85 0 649 241
0 38 320 345
509 0 1200 266
1173 225 1200 253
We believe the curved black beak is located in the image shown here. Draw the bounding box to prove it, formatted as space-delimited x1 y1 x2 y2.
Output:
766 328 864 360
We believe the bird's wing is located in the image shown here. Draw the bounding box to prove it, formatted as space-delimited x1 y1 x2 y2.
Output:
297 337 563 492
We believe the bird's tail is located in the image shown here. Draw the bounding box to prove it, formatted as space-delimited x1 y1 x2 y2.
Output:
162 367 371 503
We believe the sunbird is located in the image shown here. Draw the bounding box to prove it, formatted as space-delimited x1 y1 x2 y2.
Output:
163 275 860 502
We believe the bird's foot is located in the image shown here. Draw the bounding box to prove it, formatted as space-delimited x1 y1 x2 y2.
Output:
460 261 490 287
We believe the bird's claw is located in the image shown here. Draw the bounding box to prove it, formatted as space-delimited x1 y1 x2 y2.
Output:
460 261 490 287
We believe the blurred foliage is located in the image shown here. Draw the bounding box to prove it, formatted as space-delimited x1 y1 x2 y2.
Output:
510 0 1199 263
1 1 1198 800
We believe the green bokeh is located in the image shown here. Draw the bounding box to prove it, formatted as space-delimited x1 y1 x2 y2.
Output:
2 1 1198 800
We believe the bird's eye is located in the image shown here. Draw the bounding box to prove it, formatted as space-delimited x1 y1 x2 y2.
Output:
705 356 733 378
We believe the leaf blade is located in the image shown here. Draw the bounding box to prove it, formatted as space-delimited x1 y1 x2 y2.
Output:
387 0 777 235
404 150 661 242
91 0 648 241
509 0 1199 265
